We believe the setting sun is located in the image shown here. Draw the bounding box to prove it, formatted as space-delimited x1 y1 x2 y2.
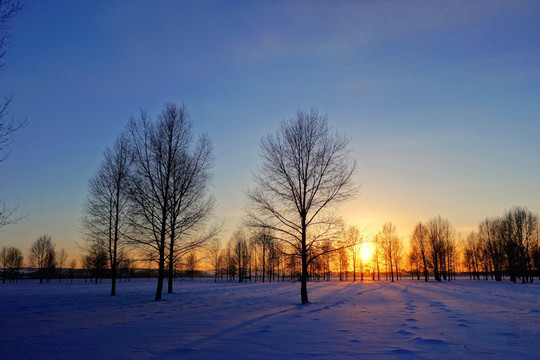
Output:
360 242 375 263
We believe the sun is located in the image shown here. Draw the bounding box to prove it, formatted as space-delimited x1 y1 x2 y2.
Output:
360 242 375 263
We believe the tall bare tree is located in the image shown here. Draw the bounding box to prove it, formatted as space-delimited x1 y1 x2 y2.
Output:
82 135 132 295
165 109 216 293
29 235 56 283
127 103 216 300
246 108 357 304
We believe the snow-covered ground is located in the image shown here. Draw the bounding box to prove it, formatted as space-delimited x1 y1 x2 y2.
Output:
1 278 539 359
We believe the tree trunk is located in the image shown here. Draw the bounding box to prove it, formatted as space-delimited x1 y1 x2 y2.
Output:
300 217 309 304
111 263 117 296
155 221 167 300
168 227 175 294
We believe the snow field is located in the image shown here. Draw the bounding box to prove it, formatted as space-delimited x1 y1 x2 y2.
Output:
1 279 539 359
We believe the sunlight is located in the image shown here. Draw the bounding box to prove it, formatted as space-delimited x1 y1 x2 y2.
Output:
360 242 375 263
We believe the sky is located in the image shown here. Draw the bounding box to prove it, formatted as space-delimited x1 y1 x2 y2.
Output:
1 0 540 261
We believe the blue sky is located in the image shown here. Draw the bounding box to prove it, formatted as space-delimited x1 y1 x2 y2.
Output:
1 0 540 259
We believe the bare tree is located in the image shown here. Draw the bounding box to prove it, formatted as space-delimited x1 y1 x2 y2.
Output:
246 108 357 304
185 251 198 280
337 247 348 281
165 108 216 293
377 222 401 282
1 245 22 283
82 242 108 284
479 218 505 281
29 235 56 283
373 234 382 281
68 258 77 282
0 246 7 283
231 228 250 283
344 226 361 282
117 250 134 281
56 248 67 283
252 228 274 283
127 108 173 299
410 222 430 281
206 238 222 283
127 103 216 300
82 135 132 295
426 216 454 282
463 231 481 280
224 239 236 282
504 207 538 283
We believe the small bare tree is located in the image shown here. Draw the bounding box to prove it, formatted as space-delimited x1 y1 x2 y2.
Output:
185 251 198 280
207 238 222 283
252 228 273 283
29 235 56 283
82 242 108 284
344 226 361 282
1 245 22 283
57 248 67 282
68 259 77 282
246 108 357 304
377 222 401 282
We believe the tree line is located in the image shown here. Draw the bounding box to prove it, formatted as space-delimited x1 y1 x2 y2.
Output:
462 207 539 283
1 235 72 284
200 207 540 287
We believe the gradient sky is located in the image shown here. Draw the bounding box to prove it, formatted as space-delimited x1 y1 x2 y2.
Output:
1 1 540 261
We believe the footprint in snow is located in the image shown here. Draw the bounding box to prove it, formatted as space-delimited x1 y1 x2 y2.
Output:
396 329 414 336
388 348 417 360
430 301 445 307
496 332 518 338
413 337 448 346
